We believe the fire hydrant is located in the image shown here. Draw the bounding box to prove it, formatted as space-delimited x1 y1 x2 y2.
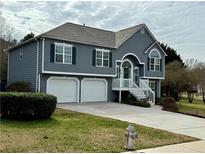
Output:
124 123 137 150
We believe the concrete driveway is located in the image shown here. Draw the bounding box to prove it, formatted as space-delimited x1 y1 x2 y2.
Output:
57 102 205 140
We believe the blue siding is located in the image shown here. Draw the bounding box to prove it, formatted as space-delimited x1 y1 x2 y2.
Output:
43 38 115 75
8 41 37 91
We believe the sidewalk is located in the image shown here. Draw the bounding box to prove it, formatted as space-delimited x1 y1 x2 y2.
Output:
137 140 205 153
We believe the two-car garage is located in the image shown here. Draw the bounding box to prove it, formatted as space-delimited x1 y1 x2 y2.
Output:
47 77 108 103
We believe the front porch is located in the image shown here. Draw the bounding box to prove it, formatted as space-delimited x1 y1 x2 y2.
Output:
112 78 155 103
112 54 155 103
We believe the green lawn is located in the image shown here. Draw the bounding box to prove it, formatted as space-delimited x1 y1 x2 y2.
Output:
0 108 197 152
177 96 205 118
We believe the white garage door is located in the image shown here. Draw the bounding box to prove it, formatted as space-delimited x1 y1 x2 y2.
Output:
81 78 107 102
47 77 79 103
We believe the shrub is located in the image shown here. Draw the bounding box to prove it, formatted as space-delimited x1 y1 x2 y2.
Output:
162 97 178 112
0 92 57 120
132 99 151 108
155 97 164 106
125 94 151 108
6 81 31 92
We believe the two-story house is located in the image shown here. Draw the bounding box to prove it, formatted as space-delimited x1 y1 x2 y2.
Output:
8 22 166 104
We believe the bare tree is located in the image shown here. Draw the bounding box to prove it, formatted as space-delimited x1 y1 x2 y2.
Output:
0 9 16 82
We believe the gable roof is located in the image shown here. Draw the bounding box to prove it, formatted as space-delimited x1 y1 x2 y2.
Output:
42 22 144 48
42 22 116 48
8 22 165 55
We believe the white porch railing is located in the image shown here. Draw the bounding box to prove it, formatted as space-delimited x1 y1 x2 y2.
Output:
112 78 134 89
139 79 155 103
112 78 155 103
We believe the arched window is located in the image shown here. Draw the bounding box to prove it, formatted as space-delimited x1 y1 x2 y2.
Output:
149 49 161 71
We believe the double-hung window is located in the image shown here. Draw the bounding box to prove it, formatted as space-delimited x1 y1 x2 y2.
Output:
149 49 161 71
55 43 72 64
96 49 109 67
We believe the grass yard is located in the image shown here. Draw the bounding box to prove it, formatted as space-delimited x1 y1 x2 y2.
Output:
177 96 205 118
0 108 197 152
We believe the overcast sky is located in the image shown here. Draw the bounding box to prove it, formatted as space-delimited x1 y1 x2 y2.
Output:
1 1 205 62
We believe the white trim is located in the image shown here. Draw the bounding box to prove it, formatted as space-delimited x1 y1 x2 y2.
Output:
159 80 161 98
46 76 80 103
7 51 9 83
42 70 116 77
149 49 161 59
35 39 39 92
140 76 164 79
144 42 156 53
121 53 145 64
149 49 161 72
121 59 134 81
38 74 41 92
143 25 167 56
121 53 146 77
42 37 45 72
81 78 108 103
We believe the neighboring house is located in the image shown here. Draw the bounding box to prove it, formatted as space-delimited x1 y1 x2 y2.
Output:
7 22 166 103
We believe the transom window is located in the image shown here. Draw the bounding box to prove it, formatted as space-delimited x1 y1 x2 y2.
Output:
55 43 72 64
96 49 109 67
149 49 161 71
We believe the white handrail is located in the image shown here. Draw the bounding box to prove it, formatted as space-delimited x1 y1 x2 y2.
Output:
140 80 155 103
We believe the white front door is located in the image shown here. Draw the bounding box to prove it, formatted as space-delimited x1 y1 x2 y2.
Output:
81 78 108 102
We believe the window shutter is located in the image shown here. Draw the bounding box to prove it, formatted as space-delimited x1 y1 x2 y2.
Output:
72 46 76 65
147 57 150 71
50 44 55 63
160 59 162 71
92 49 96 66
109 52 112 67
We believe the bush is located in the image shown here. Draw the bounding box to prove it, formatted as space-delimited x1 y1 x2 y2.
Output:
155 97 164 106
0 92 57 120
125 94 151 108
162 97 178 112
6 81 31 92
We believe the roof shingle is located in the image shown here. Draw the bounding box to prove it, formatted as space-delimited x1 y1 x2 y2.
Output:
43 22 143 48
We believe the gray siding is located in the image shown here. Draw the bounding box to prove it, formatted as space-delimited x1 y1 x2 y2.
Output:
42 27 165 78
8 41 37 91
113 28 165 78
43 38 115 75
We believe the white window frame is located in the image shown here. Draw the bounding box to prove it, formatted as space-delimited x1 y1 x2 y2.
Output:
149 49 161 72
96 48 110 68
54 42 73 64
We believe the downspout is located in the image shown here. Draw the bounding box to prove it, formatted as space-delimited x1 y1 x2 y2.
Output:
35 38 39 92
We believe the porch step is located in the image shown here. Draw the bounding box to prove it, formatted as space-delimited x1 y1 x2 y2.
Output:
129 88 147 100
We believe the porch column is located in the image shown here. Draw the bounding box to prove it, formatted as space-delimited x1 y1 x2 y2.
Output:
119 64 122 103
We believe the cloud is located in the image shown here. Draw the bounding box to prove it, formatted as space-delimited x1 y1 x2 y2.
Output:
1 1 205 62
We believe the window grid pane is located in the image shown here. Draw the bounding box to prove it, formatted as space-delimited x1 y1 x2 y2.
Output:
56 54 63 63
56 45 63 54
96 59 102 66
65 46 72 55
103 59 109 67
